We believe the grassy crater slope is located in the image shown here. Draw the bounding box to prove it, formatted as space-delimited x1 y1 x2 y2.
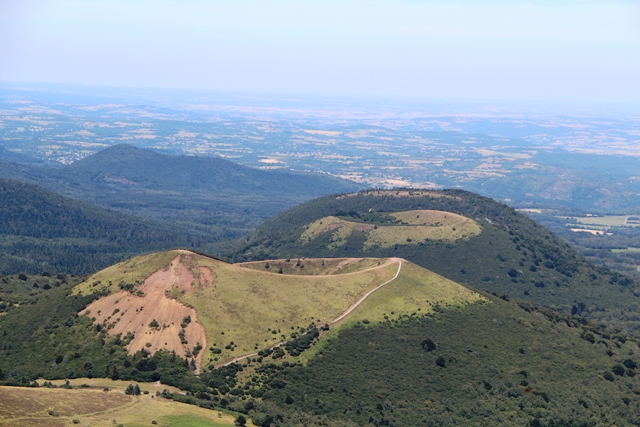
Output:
73 250 483 371
226 189 640 332
299 210 480 250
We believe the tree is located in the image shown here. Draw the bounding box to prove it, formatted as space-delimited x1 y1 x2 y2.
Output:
234 415 247 426
435 356 446 368
612 364 625 376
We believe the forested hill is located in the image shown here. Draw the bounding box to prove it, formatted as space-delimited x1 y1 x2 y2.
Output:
0 146 42 164
0 144 364 237
0 178 211 275
227 189 640 332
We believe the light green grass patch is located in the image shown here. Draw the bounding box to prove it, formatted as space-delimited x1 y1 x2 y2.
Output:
612 248 640 253
72 251 177 296
561 215 640 228
300 210 481 251
181 255 400 367
332 261 486 327
239 258 382 275
160 414 241 427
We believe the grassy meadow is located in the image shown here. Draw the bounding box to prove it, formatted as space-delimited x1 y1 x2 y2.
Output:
300 210 481 251
0 380 243 427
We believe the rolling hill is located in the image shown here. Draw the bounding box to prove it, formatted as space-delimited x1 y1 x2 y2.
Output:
226 189 640 332
0 144 364 238
3 249 640 426
0 178 212 275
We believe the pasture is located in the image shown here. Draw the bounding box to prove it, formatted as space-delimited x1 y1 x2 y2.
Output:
0 381 241 427
300 210 481 250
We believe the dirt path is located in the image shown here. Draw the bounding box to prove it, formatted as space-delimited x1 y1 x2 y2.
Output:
238 257 399 278
216 259 403 368
329 259 402 324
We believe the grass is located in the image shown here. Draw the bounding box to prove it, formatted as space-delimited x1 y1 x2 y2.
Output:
73 251 417 368
73 251 178 296
183 254 400 367
300 210 481 251
561 215 640 228
0 382 241 427
333 261 486 327
612 247 640 253
285 261 485 366
239 258 382 275
45 378 184 394
72 250 483 371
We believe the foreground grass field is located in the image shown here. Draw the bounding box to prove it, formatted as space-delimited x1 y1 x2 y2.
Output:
0 380 242 427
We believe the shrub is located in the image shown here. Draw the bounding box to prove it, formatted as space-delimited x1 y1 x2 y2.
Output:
421 338 436 352
612 364 626 376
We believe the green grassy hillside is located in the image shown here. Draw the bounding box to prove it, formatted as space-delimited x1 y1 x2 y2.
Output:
73 250 483 370
226 189 640 332
0 144 363 238
0 178 211 275
4 253 640 426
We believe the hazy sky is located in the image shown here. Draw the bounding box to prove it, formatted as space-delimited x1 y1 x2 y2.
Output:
1 0 639 103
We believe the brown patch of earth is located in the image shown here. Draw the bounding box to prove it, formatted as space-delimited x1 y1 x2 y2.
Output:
0 386 131 424
81 255 209 371
324 221 347 232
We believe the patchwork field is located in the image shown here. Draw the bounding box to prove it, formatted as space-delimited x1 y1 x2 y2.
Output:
0 381 240 427
73 250 483 371
561 215 640 228
300 210 481 250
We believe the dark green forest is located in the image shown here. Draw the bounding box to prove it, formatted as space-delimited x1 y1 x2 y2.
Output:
260 297 640 426
0 178 213 275
226 189 640 332
0 144 363 238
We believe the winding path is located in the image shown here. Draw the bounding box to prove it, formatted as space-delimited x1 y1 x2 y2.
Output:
216 259 403 368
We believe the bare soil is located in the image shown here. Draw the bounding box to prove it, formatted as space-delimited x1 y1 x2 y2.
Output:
81 254 209 371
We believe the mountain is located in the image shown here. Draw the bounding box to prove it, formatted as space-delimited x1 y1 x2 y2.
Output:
0 178 211 275
2 250 640 426
0 144 364 238
0 146 42 164
225 189 640 332
72 250 480 372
